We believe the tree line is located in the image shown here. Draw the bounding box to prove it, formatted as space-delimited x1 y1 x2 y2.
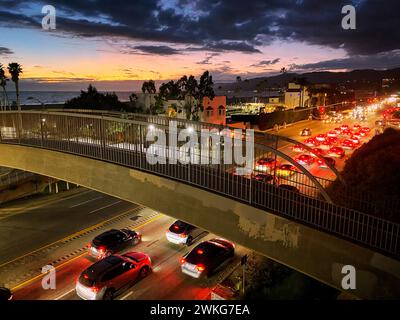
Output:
0 62 23 111
66 71 215 121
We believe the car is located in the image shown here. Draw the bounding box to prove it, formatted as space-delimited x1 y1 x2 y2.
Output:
310 148 324 156
303 138 319 147
328 146 345 158
76 252 152 300
87 229 141 259
361 127 371 133
253 173 279 184
352 131 362 139
341 129 353 137
319 140 332 150
353 124 362 130
300 128 312 136
0 287 12 301
349 136 361 145
333 127 342 135
317 156 336 168
276 164 297 177
341 139 355 150
292 144 306 153
180 238 235 279
326 136 338 144
166 220 205 246
295 154 315 166
340 124 350 131
326 131 338 138
315 134 326 142
278 184 300 193
359 130 369 137
255 157 279 172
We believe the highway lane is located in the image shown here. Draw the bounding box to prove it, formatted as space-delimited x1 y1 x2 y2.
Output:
266 112 382 183
12 211 248 300
0 188 138 266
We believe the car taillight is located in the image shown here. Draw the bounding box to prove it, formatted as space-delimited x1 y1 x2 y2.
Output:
180 257 186 264
179 233 187 238
197 249 204 255
98 246 105 253
196 264 206 272
91 287 99 293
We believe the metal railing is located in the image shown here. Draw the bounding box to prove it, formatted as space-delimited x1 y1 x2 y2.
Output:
0 111 399 258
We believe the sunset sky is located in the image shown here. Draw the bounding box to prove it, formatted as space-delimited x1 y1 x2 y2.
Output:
0 0 399 91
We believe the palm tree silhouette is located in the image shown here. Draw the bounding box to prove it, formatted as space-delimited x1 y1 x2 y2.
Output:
8 62 23 111
0 64 9 111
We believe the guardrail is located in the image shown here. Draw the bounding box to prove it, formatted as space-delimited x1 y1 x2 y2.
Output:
0 111 399 258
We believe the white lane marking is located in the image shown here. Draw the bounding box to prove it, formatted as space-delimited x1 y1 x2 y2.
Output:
89 201 122 214
69 196 103 208
55 288 76 300
120 291 133 300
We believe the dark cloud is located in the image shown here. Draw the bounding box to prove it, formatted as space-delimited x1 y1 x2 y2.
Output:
132 45 180 55
251 58 280 67
197 53 219 65
0 46 13 55
294 50 400 71
0 0 399 58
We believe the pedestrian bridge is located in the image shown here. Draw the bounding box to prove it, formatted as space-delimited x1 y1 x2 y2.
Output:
0 110 399 299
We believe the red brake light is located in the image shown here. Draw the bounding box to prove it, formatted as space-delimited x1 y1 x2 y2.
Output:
98 246 105 253
196 264 206 272
92 287 99 293
173 225 179 230
180 257 186 264
83 274 89 279
197 249 204 255
179 233 187 238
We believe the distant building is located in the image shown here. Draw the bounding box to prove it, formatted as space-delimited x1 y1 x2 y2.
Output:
201 96 226 126
284 83 308 109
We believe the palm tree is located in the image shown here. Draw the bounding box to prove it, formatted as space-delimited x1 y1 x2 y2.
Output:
8 62 23 111
0 64 9 111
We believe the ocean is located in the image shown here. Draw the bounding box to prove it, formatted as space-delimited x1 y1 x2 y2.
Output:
1 91 133 106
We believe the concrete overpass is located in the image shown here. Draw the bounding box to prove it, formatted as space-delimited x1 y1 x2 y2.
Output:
0 110 399 299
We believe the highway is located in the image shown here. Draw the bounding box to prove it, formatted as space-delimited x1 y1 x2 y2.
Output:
0 188 248 300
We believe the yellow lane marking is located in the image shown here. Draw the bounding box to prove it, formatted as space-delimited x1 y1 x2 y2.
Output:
10 213 164 292
11 252 87 291
0 206 143 269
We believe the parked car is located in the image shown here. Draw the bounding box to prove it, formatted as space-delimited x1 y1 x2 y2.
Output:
166 220 205 246
76 252 152 300
180 239 235 279
87 229 141 259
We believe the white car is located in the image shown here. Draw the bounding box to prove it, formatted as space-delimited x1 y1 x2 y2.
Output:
166 220 204 246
